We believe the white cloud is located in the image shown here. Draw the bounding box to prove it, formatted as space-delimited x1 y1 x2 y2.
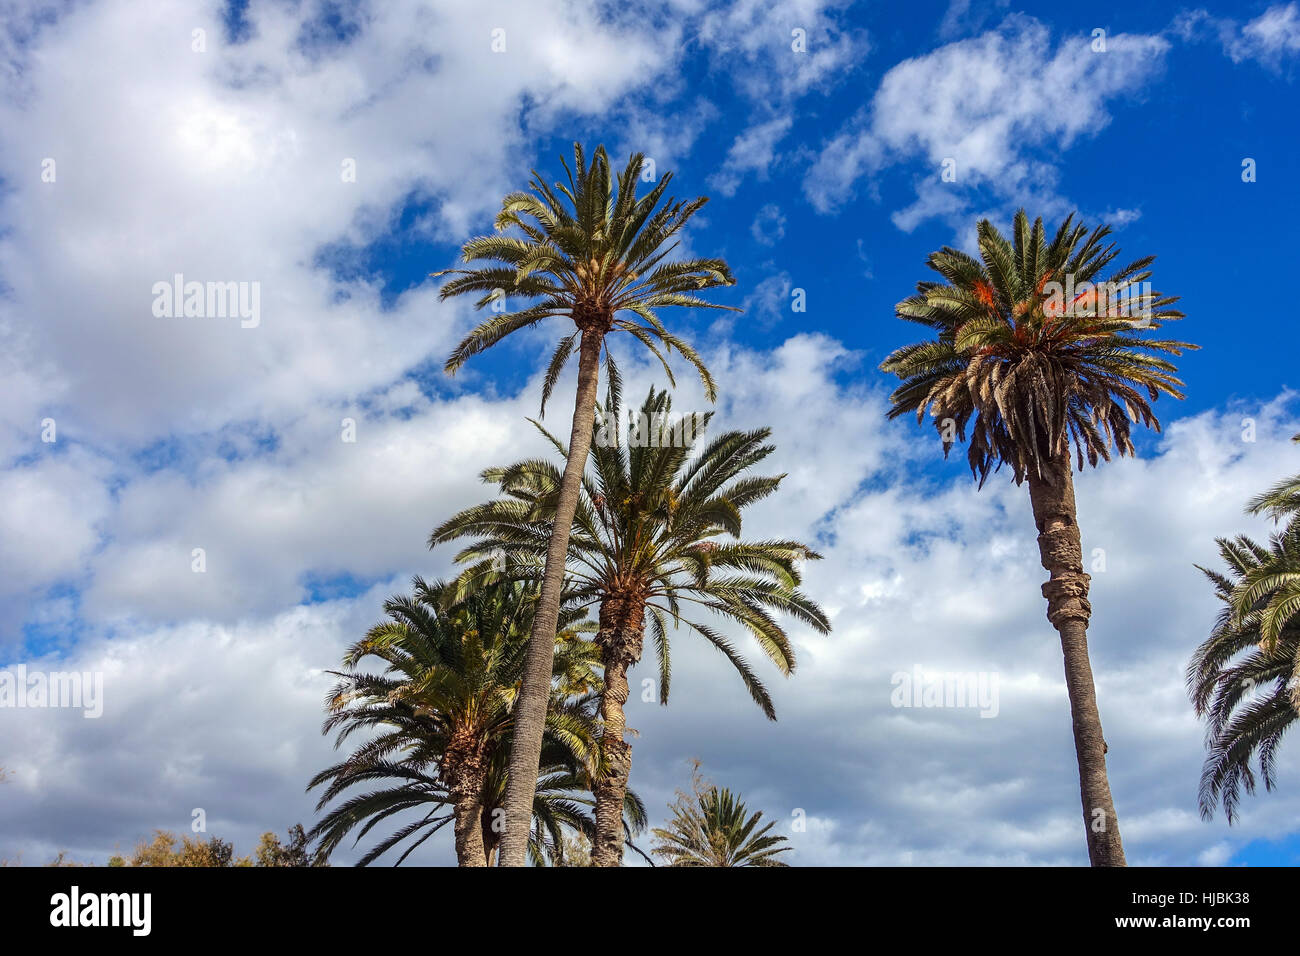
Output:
696 0 866 103
0 448 113 601
627 375 1300 865
0 0 684 451
805 16 1169 228
1175 4 1300 70
710 115 794 196
611 98 721 175
81 386 550 624
0 592 397 865
1234 3 1300 64
937 0 1011 41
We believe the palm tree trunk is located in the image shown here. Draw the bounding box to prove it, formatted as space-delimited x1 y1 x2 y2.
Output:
591 601 645 867
498 329 603 867
448 759 487 867
1027 451 1126 866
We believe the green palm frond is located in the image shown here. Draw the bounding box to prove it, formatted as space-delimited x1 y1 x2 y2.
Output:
430 386 832 718
307 578 643 865
880 209 1197 485
650 764 792 867
435 143 737 410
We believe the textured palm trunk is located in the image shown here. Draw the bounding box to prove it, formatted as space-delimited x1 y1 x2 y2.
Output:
1026 451 1126 867
498 328 604 867
591 595 646 867
446 745 487 867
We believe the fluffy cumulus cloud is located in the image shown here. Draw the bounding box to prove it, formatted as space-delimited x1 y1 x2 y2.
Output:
80 387 544 625
0 0 681 454
0 448 113 601
0 598 372 864
0 0 694 857
805 15 1169 228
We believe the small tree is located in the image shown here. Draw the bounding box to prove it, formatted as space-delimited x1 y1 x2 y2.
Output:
651 761 791 867
124 830 249 867
255 824 324 867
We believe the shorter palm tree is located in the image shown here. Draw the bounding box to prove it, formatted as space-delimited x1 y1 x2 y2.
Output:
308 578 642 865
651 762 791 867
1191 435 1300 821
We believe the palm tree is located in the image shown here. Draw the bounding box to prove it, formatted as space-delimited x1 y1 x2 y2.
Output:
434 143 737 865
879 210 1194 866
307 577 635 866
430 387 830 865
1190 435 1300 821
651 762 791 867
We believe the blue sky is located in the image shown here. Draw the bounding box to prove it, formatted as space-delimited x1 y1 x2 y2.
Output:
0 0 1298 866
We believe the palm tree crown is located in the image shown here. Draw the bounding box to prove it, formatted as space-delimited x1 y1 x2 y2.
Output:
435 142 736 409
430 387 831 717
880 210 1195 484
307 578 625 865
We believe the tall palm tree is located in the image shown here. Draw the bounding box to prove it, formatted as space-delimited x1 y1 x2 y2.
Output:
1190 435 1300 821
434 143 737 865
651 763 791 867
430 387 830 865
307 578 631 866
879 210 1194 866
